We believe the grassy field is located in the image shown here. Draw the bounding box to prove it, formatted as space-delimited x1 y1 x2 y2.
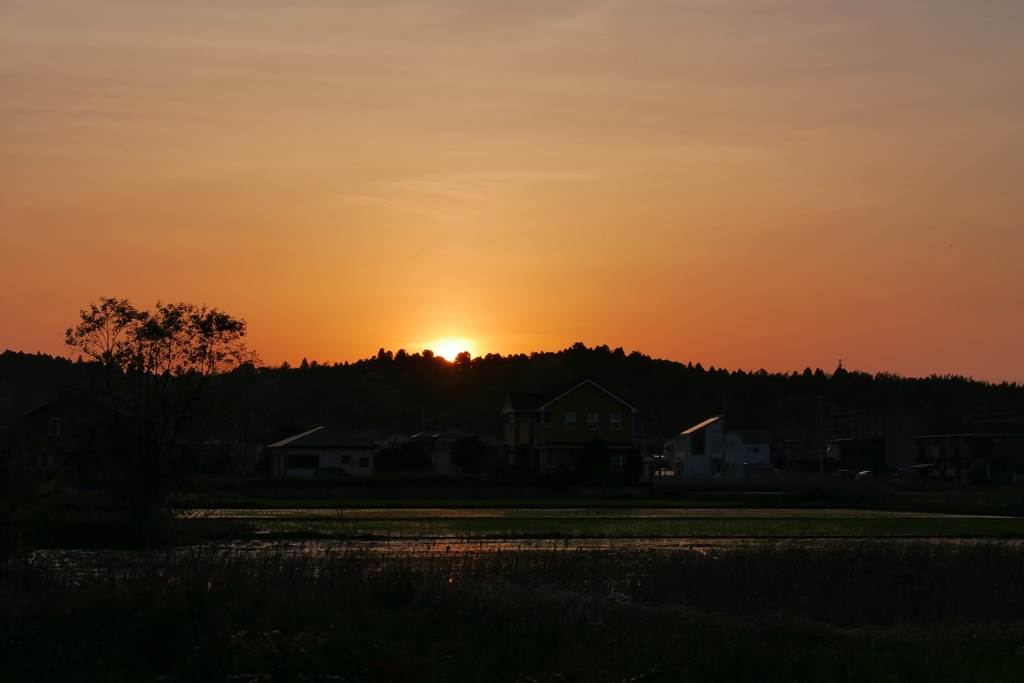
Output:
173 506 1024 542
193 477 1024 516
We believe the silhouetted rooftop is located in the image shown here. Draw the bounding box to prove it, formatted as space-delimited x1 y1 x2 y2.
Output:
267 426 374 449
505 379 638 412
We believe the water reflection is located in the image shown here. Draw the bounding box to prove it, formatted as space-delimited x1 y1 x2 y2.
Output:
26 507 1023 583
32 535 1024 584
179 507 1003 520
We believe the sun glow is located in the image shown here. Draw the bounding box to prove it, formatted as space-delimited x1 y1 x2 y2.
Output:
431 339 476 361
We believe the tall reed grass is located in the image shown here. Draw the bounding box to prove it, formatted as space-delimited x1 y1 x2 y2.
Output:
5 542 1024 681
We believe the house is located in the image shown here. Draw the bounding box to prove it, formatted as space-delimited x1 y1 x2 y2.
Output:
822 410 917 470
912 422 1024 482
824 437 886 474
503 379 639 475
268 427 375 477
664 416 771 477
2 394 105 478
411 426 477 473
347 428 413 453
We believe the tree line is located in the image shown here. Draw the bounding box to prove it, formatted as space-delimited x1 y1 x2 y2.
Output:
4 298 1023 540
242 342 1024 445
6 340 1024 449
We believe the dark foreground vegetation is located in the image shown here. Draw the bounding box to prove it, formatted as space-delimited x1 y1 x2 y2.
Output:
6 543 1024 682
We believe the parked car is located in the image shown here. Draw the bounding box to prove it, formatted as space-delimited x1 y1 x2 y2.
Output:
832 469 855 479
855 470 872 480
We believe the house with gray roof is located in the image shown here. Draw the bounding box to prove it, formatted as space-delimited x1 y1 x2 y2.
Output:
268 426 375 477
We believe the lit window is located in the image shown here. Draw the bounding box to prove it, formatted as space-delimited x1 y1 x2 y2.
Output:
610 414 621 430
588 413 598 429
565 413 576 429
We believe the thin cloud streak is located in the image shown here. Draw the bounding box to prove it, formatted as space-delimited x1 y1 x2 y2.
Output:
1 1 1023 380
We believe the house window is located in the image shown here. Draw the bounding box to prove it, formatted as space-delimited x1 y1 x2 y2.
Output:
588 413 598 429
341 455 352 464
612 456 626 471
610 414 621 430
359 457 370 468
48 418 60 436
565 413 576 429
546 452 554 466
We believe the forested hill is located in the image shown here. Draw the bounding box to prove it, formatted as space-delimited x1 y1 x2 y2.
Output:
241 344 1024 444
4 345 1023 443
0 350 81 426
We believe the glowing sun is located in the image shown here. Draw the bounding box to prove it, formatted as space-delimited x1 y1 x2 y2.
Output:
431 339 475 361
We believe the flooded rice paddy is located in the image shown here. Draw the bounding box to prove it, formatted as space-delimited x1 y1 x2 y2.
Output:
179 507 1005 520
28 507 1024 581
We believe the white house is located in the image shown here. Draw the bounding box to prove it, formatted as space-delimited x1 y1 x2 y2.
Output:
665 416 771 477
269 427 375 477
411 426 476 473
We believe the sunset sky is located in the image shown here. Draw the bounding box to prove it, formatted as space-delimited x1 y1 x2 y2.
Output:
2 1 1023 380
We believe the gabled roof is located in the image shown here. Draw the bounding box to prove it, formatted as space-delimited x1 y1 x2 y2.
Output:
504 379 638 413
267 426 373 449
20 392 111 419
678 416 722 436
411 426 475 440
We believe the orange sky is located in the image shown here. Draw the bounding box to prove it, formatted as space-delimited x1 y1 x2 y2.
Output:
2 1 1023 380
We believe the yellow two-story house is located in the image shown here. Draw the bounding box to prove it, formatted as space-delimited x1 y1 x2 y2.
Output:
503 379 639 475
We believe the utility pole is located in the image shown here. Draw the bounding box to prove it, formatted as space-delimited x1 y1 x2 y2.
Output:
818 395 825 478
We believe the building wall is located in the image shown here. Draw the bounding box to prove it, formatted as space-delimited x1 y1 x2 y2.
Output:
273 446 374 477
669 421 770 477
504 408 542 450
824 410 917 469
504 383 637 473
541 383 635 446
678 420 724 477
827 437 886 473
913 433 1024 481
